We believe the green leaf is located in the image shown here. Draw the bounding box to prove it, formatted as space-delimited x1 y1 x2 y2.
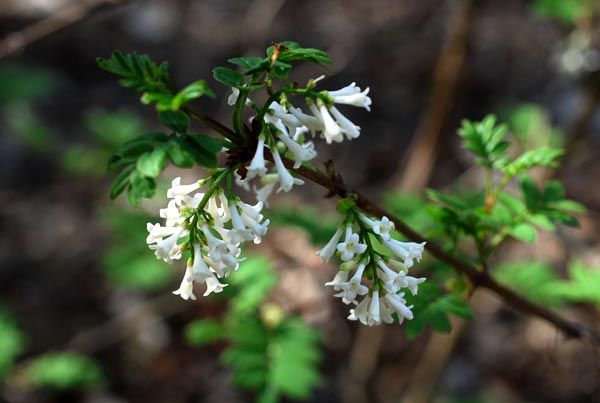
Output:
159 110 190 133
188 134 225 153
212 67 245 88
509 222 537 243
533 0 593 25
109 164 134 199
0 309 25 379
227 257 278 315
267 41 333 68
24 352 104 390
502 147 563 177
180 136 217 168
170 80 215 110
166 138 195 168
185 319 224 347
136 147 167 178
228 57 264 69
520 174 542 210
493 261 565 306
457 115 510 169
404 283 472 339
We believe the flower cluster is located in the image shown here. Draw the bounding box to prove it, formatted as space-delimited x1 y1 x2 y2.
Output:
319 213 426 326
234 80 371 205
146 177 269 300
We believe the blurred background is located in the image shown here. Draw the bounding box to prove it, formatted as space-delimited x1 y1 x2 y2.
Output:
1 0 600 402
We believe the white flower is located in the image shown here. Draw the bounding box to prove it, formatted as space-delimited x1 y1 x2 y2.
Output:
367 291 381 326
167 177 201 202
317 104 344 144
384 292 414 321
227 88 240 106
268 102 304 128
360 215 394 241
336 225 367 262
348 294 370 324
325 270 349 290
271 149 296 192
246 137 268 179
172 265 196 300
148 225 186 263
234 172 251 191
228 203 255 243
240 212 270 244
288 106 323 133
146 222 179 244
329 83 372 111
159 200 185 227
317 227 344 263
383 239 425 268
253 180 276 207
329 107 361 140
276 130 317 168
203 274 227 296
335 263 369 304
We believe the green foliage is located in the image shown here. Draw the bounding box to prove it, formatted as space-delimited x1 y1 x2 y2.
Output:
0 309 25 379
505 103 562 149
185 319 224 347
501 147 563 177
24 352 104 390
183 256 322 402
97 51 212 111
494 260 600 307
107 130 219 204
404 283 473 339
269 205 339 245
533 0 595 24
0 63 60 103
458 115 510 169
102 210 172 290
223 41 332 80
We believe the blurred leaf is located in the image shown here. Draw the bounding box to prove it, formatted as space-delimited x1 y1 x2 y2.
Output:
493 261 565 307
0 64 60 103
227 257 278 315
136 147 168 178
458 115 510 169
228 57 263 69
501 147 563 177
170 80 214 110
212 67 245 88
552 261 600 305
0 309 25 379
404 283 472 339
509 222 537 243
185 319 224 347
269 205 338 245
505 103 562 148
84 108 143 147
24 352 103 390
533 0 594 24
159 110 190 134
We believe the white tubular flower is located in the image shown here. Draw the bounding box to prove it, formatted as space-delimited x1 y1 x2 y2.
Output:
271 149 296 192
167 177 201 202
149 225 186 263
329 107 361 140
385 292 414 322
253 180 276 207
146 223 179 245
227 87 240 106
336 225 367 262
172 265 196 301
348 294 371 324
325 270 349 290
328 82 361 97
330 84 372 111
201 225 230 260
367 291 382 326
160 200 184 227
383 239 425 268
335 263 369 304
238 200 264 220
203 274 227 296
246 137 268 179
240 212 270 244
379 299 395 324
317 104 344 144
234 172 251 191
276 130 317 168
317 227 344 263
288 106 323 133
228 203 254 243
268 102 304 128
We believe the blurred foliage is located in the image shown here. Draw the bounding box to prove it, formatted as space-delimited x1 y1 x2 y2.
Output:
0 309 25 379
404 283 473 340
269 205 338 245
504 103 563 149
532 0 596 25
185 256 322 403
495 260 600 307
22 352 104 390
0 64 60 103
102 210 173 290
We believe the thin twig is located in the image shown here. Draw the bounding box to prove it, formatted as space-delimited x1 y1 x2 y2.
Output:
0 0 127 59
262 153 600 343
